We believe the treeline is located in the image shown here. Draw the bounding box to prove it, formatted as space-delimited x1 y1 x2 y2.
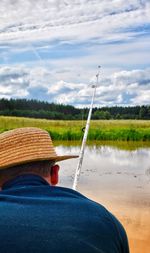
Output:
93 106 150 120
0 98 150 120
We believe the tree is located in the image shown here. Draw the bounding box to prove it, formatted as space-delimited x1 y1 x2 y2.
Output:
139 106 148 119
94 110 111 119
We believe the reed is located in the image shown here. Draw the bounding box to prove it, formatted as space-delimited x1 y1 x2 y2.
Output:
0 116 150 141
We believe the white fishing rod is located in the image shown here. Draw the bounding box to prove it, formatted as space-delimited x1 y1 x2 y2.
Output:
72 66 101 190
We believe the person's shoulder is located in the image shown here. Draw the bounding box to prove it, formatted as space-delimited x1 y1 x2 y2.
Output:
55 187 115 218
50 186 89 200
87 197 129 251
68 190 128 240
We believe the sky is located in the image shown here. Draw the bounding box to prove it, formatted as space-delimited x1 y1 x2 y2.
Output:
0 0 150 107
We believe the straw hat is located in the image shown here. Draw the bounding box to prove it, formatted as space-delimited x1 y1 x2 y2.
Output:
0 127 78 170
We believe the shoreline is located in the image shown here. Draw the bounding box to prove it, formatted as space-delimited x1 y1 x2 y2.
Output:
0 116 150 141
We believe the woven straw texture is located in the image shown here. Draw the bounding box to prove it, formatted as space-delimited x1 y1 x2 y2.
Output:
0 127 78 170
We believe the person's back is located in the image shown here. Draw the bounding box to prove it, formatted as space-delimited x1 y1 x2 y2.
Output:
0 128 129 253
0 174 129 253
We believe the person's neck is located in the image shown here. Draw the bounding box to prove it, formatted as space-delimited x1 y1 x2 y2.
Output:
1 173 51 190
1 173 52 189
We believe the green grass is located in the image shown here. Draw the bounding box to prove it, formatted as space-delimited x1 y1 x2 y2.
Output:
0 116 150 141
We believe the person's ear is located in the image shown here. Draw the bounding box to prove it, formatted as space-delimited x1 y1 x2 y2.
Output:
51 164 60 185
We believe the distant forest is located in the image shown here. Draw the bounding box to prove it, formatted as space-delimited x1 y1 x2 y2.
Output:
0 98 150 120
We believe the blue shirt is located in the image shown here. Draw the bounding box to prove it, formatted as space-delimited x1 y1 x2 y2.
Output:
0 174 129 253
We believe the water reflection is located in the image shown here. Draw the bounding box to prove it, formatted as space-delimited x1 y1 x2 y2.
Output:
55 142 150 253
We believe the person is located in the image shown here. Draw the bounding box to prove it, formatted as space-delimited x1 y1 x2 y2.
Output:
0 127 130 253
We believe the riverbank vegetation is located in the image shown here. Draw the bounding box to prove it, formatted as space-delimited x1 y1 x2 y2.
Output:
0 116 150 141
0 98 150 120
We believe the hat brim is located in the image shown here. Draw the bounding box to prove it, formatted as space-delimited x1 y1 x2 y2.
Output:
0 155 79 170
53 155 79 162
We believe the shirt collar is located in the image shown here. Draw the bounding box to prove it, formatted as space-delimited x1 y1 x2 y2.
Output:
2 174 50 190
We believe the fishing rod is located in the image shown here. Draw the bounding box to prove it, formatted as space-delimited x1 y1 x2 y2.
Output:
72 66 101 190
28 45 100 191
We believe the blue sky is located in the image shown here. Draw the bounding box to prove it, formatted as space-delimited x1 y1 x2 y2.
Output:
0 0 150 107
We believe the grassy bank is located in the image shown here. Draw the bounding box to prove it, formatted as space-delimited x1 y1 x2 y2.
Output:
0 116 150 141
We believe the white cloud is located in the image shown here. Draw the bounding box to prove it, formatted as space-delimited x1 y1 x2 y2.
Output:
1 65 149 106
0 1 149 106
47 68 150 106
0 66 29 98
0 0 149 44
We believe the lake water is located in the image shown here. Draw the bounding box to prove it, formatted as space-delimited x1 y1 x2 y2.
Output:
55 141 150 253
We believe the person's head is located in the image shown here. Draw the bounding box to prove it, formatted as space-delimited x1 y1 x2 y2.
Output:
0 160 59 187
0 127 78 188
